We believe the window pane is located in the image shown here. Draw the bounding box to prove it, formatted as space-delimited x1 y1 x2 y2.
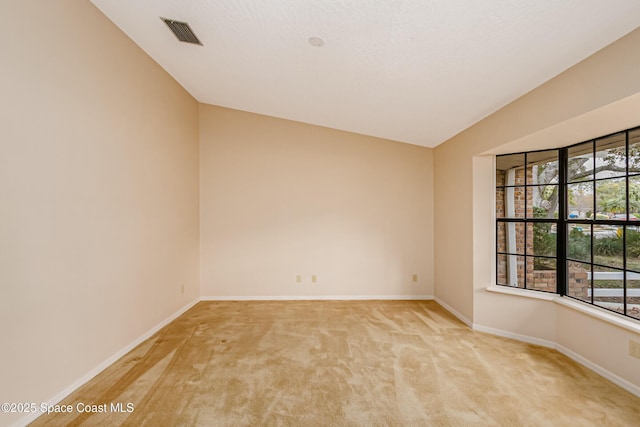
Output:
527 222 556 256
629 128 640 172
628 273 640 320
497 254 508 286
629 175 640 218
593 266 624 315
568 224 591 263
626 227 640 271
596 177 626 219
529 185 558 219
568 261 591 302
497 254 525 288
514 255 525 288
593 225 623 269
496 154 525 185
568 182 593 219
527 150 559 185
496 187 505 218
568 142 593 183
527 257 556 293
595 132 626 179
497 222 506 253
503 187 526 218
497 186 525 218
497 222 525 254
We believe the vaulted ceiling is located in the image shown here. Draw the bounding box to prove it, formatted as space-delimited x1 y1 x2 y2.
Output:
90 0 640 147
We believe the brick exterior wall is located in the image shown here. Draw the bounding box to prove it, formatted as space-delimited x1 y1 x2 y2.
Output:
496 170 507 284
528 270 556 292
568 262 589 299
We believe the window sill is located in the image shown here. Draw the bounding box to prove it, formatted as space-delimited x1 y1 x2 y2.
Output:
486 285 640 334
486 284 556 301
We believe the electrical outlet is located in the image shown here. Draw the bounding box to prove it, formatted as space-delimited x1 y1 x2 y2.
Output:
630 340 640 359
311 275 317 283
296 275 302 284
180 284 184 294
412 274 418 282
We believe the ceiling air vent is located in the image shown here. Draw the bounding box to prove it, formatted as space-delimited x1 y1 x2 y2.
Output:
161 18 202 45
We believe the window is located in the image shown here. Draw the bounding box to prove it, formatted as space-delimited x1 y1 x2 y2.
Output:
496 151 559 292
496 126 640 321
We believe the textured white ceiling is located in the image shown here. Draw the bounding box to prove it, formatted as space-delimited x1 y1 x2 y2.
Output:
89 0 640 147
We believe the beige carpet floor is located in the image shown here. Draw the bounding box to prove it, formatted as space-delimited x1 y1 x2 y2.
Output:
31 300 640 426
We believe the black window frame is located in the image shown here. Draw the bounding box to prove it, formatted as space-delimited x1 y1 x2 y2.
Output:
496 125 640 322
495 150 560 293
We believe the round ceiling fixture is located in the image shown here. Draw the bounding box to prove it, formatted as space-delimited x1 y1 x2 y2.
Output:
308 36 324 47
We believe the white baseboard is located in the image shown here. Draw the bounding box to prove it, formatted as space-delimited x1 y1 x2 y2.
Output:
468 323 640 398
433 297 472 327
201 295 434 301
13 298 200 427
555 344 640 398
471 324 556 348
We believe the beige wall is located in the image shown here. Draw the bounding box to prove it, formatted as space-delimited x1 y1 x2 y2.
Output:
0 1 199 424
557 306 640 388
200 105 433 298
435 28 640 386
